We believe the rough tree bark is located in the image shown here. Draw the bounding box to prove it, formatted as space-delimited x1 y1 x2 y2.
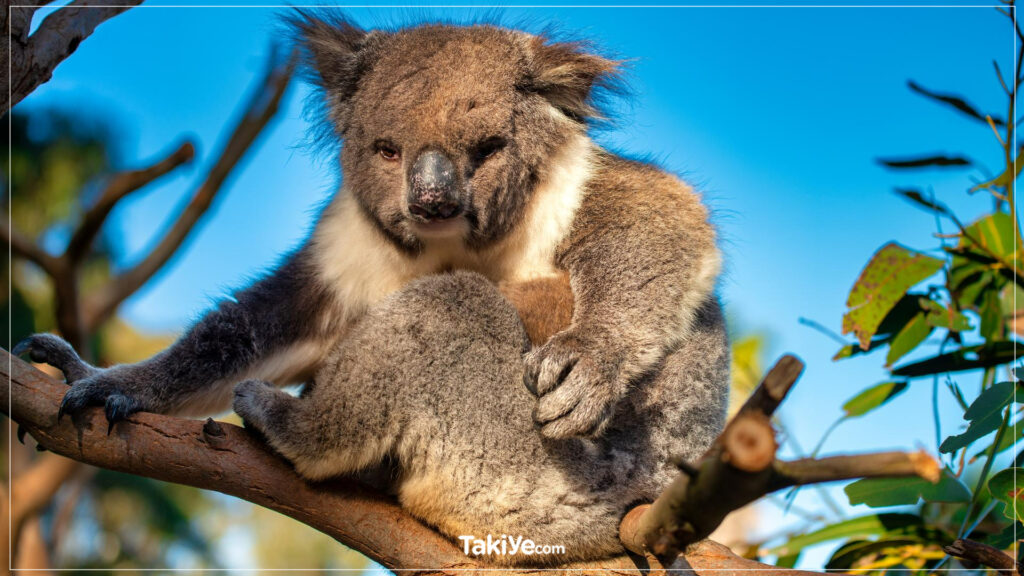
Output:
3 0 143 113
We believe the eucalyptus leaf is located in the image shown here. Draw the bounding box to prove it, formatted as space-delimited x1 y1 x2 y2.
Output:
919 299 972 332
893 188 951 215
988 468 1024 523
892 341 1018 377
767 514 923 557
843 244 944 350
971 420 1023 462
980 287 1004 341
842 382 909 418
826 539 921 570
878 155 971 169
845 469 970 507
885 313 931 367
907 80 1006 126
940 381 1015 453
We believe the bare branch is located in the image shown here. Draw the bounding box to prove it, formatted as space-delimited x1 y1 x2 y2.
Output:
943 538 1020 575
82 50 295 332
0 219 61 277
64 141 195 264
4 351 851 575
620 355 939 565
734 353 803 419
5 2 52 44
772 450 940 488
7 0 142 111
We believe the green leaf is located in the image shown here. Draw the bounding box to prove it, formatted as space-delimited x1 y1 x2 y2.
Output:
962 213 1020 262
834 339 887 361
878 155 971 169
877 294 930 337
767 514 923 557
972 420 1023 461
920 299 972 332
907 80 1006 126
988 468 1024 523
985 522 1020 549
1000 283 1024 317
774 552 800 568
842 382 909 418
843 244 944 350
892 341 1018 378
954 270 994 309
886 313 931 366
980 286 1004 341
845 469 970 507
893 188 951 216
939 381 1015 453
826 539 921 570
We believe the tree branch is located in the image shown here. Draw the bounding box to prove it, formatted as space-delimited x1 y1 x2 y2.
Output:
6 0 142 112
4 350 856 575
81 48 295 332
619 356 941 565
0 219 62 277
943 538 1020 575
64 141 196 265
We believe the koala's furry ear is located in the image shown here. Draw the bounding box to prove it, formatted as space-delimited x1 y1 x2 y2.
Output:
285 10 382 120
522 36 622 123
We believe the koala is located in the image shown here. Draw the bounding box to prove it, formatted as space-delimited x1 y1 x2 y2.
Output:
15 12 730 565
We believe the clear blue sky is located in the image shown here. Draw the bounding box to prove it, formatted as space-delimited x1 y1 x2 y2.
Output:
18 0 1015 567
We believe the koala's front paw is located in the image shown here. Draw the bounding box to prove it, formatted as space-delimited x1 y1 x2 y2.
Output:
14 333 99 382
14 334 143 432
232 379 279 433
524 331 624 439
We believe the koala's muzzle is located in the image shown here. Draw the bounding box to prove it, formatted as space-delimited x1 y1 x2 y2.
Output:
408 150 462 221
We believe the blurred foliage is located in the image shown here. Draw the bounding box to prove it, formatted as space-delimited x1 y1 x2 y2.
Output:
2 107 378 571
1 109 118 352
771 3 1023 572
730 331 769 415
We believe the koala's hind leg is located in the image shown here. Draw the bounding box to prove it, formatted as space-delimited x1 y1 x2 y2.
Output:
233 379 397 481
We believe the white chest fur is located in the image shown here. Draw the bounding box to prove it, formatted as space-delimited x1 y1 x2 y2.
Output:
311 134 594 321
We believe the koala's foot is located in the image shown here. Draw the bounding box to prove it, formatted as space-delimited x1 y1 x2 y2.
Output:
15 334 144 433
232 379 289 433
524 329 625 439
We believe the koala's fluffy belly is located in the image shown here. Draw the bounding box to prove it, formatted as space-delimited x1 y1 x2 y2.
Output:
285 272 729 566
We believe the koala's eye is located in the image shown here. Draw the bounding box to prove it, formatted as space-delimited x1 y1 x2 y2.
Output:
375 141 401 162
473 137 507 163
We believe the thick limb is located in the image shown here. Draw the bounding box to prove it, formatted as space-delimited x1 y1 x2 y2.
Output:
15 248 336 425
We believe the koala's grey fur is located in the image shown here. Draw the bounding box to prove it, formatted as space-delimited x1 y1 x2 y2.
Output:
16 12 731 566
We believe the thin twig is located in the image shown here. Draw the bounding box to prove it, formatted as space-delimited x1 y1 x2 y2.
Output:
64 141 196 265
81 50 295 331
0 220 62 277
944 539 1019 575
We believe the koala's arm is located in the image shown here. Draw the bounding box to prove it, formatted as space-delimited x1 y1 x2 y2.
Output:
526 156 721 439
16 247 336 422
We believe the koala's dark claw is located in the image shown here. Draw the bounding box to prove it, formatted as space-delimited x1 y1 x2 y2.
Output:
17 425 26 445
57 395 69 422
12 337 50 364
11 338 32 357
12 334 97 383
104 394 138 434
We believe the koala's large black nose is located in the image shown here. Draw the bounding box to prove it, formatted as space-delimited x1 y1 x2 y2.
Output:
408 150 462 221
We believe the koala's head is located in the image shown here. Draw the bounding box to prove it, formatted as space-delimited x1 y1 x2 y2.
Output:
291 13 619 252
